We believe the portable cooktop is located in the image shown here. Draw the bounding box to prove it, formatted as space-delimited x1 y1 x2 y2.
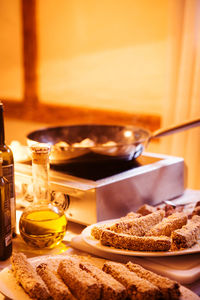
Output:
14 152 185 225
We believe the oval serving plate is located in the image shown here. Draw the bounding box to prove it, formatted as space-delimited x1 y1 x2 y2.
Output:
81 219 200 257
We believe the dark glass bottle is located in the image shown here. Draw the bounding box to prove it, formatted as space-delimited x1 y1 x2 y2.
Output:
0 151 12 260
0 103 16 237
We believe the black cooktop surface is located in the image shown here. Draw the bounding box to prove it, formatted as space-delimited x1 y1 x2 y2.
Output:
50 154 161 181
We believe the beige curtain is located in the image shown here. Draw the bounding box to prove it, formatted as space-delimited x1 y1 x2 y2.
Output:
161 0 200 189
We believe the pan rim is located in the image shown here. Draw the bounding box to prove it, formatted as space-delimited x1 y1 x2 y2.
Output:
26 123 151 149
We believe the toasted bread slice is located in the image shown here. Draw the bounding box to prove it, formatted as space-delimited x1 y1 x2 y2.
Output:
11 252 50 300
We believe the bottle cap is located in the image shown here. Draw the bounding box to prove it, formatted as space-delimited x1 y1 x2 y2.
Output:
30 143 51 164
0 103 3 112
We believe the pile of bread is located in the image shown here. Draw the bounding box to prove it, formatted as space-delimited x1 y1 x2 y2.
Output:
11 252 181 300
91 203 200 251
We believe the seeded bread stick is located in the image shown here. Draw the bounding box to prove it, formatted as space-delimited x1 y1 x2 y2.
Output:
100 229 171 251
126 262 180 300
91 212 141 240
102 261 160 300
120 211 141 220
79 261 127 300
91 223 114 240
11 252 51 300
58 258 101 300
171 215 200 249
109 210 165 236
37 263 76 300
146 212 187 237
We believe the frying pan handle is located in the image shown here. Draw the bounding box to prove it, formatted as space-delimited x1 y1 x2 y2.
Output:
151 117 200 139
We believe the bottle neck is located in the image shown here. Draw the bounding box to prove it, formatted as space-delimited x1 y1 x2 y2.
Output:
32 162 50 204
0 104 5 145
0 153 3 177
31 145 51 205
0 164 2 177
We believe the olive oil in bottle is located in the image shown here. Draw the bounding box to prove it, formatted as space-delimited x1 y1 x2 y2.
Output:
0 151 12 260
19 204 67 248
19 144 67 249
0 103 16 237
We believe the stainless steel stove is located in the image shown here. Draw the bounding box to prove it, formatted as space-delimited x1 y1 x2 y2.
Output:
14 152 185 225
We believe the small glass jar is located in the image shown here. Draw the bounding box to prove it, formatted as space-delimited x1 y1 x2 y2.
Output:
19 144 67 249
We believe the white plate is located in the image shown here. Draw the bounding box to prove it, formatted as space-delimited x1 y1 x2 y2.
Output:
0 253 199 300
82 219 200 257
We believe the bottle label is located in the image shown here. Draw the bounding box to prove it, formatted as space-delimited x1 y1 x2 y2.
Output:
5 233 12 246
4 190 11 232
2 164 16 235
2 164 14 197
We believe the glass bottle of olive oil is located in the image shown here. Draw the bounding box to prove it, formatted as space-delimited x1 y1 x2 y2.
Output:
19 144 67 249
0 103 16 237
0 151 12 260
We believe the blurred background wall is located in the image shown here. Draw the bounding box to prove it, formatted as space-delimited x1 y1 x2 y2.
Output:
0 0 168 114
